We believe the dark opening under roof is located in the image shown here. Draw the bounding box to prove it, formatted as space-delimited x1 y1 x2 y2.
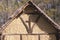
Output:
0 1 60 33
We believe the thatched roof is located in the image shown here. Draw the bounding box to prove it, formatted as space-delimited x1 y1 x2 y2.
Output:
0 1 60 33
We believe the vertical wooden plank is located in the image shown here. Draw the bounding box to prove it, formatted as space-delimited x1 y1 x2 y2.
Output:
22 35 28 40
0 34 2 40
55 30 60 40
20 35 22 40
4 35 20 40
40 35 56 40
2 35 5 40
22 35 38 40
38 35 40 40
28 16 32 33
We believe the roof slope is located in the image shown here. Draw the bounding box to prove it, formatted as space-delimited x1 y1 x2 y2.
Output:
0 1 60 33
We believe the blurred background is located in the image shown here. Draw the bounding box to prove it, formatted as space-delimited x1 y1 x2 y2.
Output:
0 0 60 26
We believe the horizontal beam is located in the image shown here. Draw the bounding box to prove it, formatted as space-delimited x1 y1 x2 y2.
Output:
3 33 56 36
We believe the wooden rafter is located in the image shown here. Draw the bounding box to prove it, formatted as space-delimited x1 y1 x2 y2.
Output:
0 1 60 33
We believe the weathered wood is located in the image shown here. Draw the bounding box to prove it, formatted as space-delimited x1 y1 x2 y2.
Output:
55 30 60 40
0 34 2 40
3 33 57 35
0 1 29 33
19 17 29 33
1 1 60 40
38 35 40 40
20 35 22 40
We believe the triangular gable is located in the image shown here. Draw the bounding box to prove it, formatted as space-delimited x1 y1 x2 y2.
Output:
0 1 60 33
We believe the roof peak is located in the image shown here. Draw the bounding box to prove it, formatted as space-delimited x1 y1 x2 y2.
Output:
0 1 60 33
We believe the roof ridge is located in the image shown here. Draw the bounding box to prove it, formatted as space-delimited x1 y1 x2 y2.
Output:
0 1 60 33
32 2 60 30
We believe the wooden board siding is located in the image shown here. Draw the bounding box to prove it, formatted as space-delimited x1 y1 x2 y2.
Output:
40 35 56 40
4 35 56 40
2 14 56 40
32 15 56 34
4 35 38 40
22 35 38 40
4 35 20 40
3 14 56 34
3 15 28 34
